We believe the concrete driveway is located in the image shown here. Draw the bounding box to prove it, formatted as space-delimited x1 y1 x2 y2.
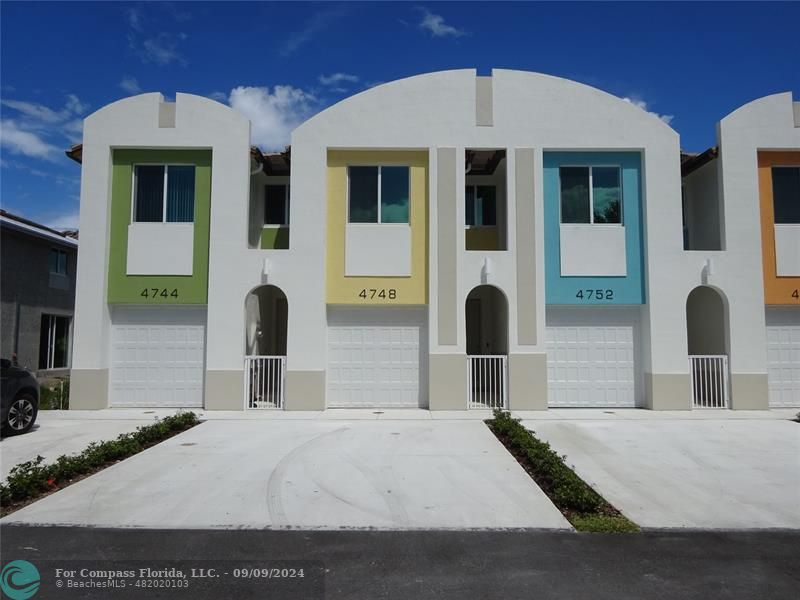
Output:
524 414 800 529
1 410 176 480
1 419 570 530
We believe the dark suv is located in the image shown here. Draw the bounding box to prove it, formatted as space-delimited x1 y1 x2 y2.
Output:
1 358 40 436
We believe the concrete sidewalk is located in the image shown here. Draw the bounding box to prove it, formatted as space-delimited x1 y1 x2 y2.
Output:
1 419 571 530
38 407 800 421
525 417 800 530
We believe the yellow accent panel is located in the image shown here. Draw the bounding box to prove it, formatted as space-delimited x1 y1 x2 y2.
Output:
757 151 800 306
327 150 429 305
465 226 500 251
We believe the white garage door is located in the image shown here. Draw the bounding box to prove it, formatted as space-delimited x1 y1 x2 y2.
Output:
110 306 206 408
327 307 427 408
546 307 642 408
766 308 800 407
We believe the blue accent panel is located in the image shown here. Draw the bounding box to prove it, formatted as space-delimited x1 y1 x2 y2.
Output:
543 152 646 305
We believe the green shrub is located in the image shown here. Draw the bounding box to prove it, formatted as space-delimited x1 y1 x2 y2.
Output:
488 408 636 531
568 514 640 533
1 411 199 509
39 377 70 410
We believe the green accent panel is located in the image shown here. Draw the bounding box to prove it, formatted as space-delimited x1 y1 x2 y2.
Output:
108 149 212 304
260 227 290 249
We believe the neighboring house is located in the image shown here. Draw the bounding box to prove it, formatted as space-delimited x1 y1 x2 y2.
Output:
0 210 78 376
682 93 800 408
66 69 799 411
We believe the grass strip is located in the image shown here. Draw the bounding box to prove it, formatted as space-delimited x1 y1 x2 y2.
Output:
1 411 199 516
487 409 639 533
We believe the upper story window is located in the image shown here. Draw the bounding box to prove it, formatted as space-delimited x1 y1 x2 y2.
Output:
49 248 67 275
133 165 195 223
265 184 289 226
466 185 497 227
559 166 622 224
772 166 800 224
348 166 410 224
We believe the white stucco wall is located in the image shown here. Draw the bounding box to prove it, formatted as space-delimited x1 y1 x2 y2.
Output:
682 159 723 251
713 92 800 374
126 223 194 275
775 224 800 276
345 224 411 276
293 69 680 374
73 93 249 378
559 225 627 276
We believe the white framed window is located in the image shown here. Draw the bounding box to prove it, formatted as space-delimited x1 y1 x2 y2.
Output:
772 166 800 224
559 166 622 224
132 164 196 223
465 185 497 227
264 184 290 226
39 314 70 369
348 166 410 224
49 248 68 275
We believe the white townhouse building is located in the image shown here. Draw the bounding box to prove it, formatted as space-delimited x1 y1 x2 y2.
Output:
66 69 800 411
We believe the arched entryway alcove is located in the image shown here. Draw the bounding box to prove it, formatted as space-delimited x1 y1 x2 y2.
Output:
465 285 508 409
244 285 288 408
686 285 730 408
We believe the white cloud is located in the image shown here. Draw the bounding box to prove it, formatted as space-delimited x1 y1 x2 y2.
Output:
319 72 359 87
119 76 142 94
0 94 88 146
131 32 188 66
45 208 80 230
0 120 61 160
125 6 188 66
126 7 143 32
280 5 347 56
61 119 84 143
228 85 318 150
1 99 67 123
207 91 228 103
622 96 674 125
417 8 467 38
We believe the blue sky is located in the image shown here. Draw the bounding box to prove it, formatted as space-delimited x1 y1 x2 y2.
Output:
1 1 798 230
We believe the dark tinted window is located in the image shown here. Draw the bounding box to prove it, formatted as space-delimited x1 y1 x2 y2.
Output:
348 167 379 223
134 165 165 222
772 167 800 224
265 185 288 225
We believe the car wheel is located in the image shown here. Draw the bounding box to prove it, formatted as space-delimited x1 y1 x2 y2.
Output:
5 393 38 435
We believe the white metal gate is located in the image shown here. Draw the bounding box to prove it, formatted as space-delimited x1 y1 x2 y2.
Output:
468 355 507 409
244 356 285 409
689 355 729 408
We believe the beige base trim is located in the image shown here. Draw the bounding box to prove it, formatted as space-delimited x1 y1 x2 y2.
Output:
285 370 326 410
730 374 769 410
645 373 692 410
508 353 547 410
429 354 467 410
204 370 244 410
69 369 109 409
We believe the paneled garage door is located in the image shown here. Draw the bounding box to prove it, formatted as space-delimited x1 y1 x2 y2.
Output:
110 306 206 408
327 307 427 408
546 307 642 408
766 308 800 407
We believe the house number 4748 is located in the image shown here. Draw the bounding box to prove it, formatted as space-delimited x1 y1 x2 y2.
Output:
359 288 397 300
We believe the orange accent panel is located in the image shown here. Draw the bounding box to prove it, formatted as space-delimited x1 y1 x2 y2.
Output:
757 151 800 305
